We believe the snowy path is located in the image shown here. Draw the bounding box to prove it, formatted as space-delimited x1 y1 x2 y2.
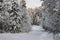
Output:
0 25 54 40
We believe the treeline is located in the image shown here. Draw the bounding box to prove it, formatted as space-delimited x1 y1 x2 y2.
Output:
27 6 42 25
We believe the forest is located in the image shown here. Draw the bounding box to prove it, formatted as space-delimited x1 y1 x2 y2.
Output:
0 0 60 40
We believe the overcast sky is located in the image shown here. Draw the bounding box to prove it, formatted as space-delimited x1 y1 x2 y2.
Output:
25 0 43 8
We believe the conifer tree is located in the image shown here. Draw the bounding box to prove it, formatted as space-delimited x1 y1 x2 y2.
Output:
42 0 60 33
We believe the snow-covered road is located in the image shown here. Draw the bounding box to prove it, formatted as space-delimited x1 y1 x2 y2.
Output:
0 25 54 40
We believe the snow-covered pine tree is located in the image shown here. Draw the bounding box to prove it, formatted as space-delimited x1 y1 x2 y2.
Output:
7 0 31 33
42 0 60 33
0 0 31 33
19 0 31 32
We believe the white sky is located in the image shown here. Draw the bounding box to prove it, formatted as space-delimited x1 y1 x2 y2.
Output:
25 0 43 8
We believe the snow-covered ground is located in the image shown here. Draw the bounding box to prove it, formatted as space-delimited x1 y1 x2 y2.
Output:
0 25 54 40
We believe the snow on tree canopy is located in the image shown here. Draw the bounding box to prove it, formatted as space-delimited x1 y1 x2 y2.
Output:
42 0 60 33
0 0 31 33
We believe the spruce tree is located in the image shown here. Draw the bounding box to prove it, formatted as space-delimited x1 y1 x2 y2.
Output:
42 0 60 33
0 0 31 33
